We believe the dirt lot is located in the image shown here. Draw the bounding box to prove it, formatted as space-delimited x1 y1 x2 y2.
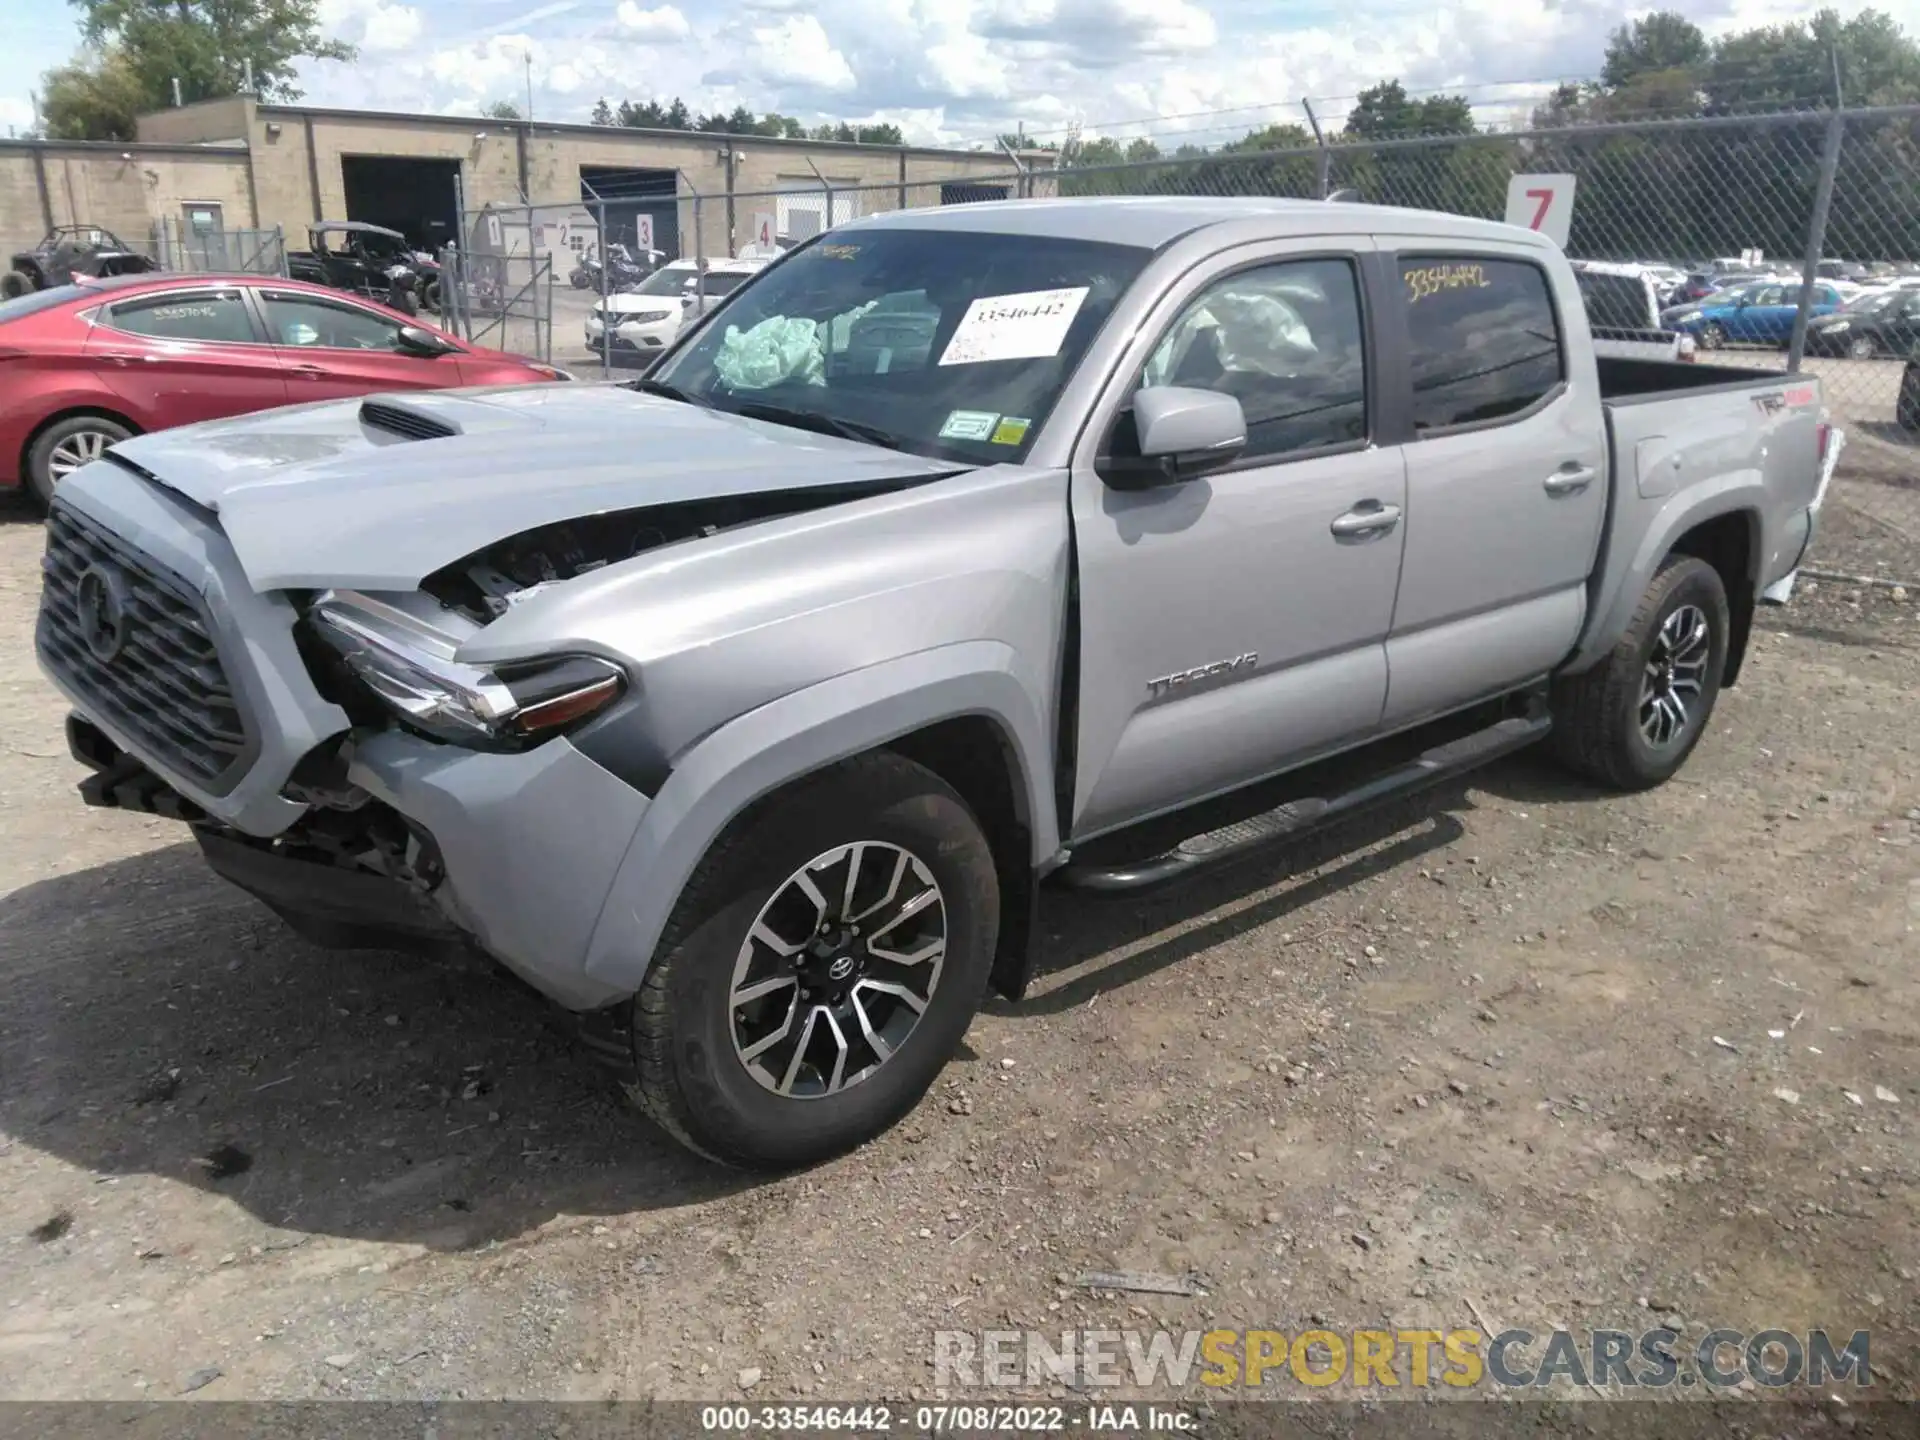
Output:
0 482 1915 1407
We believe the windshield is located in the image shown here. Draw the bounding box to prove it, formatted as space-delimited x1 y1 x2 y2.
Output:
635 266 693 296
1843 290 1899 313
650 228 1150 462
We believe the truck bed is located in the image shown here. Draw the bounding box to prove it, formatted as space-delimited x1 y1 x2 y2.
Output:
1596 354 1794 401
1573 358 1827 674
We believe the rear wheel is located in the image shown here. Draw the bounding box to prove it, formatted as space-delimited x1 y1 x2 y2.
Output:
1550 556 1729 792
619 751 1000 1169
26 415 133 510
1 270 34 298
1848 333 1881 360
1698 322 1726 350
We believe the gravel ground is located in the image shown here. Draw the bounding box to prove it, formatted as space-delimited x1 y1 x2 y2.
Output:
0 484 1914 1407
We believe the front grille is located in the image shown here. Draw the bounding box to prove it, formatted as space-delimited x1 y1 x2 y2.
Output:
37 503 249 788
359 400 457 441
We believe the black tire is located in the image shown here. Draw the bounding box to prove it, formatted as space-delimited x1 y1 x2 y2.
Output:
420 279 443 312
1699 322 1726 350
26 414 134 511
623 751 999 1169
1848 333 1881 360
1 270 33 299
1549 555 1729 792
1898 366 1920 433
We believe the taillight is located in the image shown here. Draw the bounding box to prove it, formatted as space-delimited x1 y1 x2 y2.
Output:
1817 421 1832 460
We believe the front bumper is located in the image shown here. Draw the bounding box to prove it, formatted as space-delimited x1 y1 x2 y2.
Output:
45 462 652 1012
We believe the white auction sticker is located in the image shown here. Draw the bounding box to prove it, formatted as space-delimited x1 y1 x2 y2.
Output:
937 409 1001 441
938 287 1090 367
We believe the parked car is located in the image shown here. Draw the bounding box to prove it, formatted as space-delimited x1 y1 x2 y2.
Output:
587 258 766 366
37 198 1835 1168
1664 280 1844 348
1803 288 1920 359
3 226 162 298
1570 260 1696 363
0 273 567 507
288 222 443 314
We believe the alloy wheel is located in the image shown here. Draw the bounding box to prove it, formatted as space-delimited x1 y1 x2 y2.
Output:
46 428 114 484
1639 603 1712 749
729 841 947 1099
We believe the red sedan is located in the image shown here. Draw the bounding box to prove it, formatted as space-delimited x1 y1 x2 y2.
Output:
0 273 569 507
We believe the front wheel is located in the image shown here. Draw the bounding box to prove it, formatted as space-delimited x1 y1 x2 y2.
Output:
1 270 33 299
1848 333 1880 360
621 752 1000 1169
1698 322 1726 350
1549 555 1729 791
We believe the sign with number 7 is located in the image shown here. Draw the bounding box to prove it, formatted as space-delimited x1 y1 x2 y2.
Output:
1504 173 1576 247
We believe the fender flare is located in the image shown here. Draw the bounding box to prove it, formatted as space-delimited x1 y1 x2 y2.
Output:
1569 478 1763 675
582 640 1057 995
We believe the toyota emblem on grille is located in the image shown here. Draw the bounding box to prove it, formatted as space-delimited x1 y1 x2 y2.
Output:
75 563 131 663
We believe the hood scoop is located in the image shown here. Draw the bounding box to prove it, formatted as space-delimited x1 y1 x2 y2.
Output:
358 399 460 442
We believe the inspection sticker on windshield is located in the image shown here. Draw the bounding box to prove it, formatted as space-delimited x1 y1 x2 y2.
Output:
990 417 1031 445
939 287 1090 366
938 409 1001 441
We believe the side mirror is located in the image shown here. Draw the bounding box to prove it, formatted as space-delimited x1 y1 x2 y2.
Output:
1103 386 1246 490
395 325 456 358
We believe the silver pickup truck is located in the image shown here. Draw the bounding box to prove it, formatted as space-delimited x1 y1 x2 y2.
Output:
37 197 1837 1168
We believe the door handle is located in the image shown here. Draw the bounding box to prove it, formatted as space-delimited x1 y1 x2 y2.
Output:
288 364 327 378
1330 502 1402 538
1544 465 1597 495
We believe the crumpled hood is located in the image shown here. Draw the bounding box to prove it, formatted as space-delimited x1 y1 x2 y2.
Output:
106 383 962 591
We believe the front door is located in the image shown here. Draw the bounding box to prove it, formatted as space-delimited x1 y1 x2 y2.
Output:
254 290 456 400
1068 241 1407 838
1375 244 1604 727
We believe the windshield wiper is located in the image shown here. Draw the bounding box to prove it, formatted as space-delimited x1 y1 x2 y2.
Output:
627 377 704 406
726 400 906 451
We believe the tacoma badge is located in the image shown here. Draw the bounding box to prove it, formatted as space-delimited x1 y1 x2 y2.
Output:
1148 652 1257 697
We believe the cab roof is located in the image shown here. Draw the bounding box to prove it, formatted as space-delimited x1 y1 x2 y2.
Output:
842 195 1550 251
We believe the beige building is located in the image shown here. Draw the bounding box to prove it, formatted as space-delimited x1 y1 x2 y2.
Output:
1 96 1039 269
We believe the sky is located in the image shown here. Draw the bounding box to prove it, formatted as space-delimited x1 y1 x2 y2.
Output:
1 0 1913 148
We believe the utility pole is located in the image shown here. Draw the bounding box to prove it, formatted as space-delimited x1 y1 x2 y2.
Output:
524 52 534 126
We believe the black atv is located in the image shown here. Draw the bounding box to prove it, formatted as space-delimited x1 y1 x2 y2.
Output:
286 221 443 314
3 226 161 297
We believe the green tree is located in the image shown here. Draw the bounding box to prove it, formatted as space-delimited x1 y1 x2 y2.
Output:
1602 12 1709 88
41 47 149 141
63 0 352 124
590 97 613 126
483 99 521 120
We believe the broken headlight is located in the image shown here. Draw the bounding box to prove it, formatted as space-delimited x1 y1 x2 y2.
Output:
309 590 623 748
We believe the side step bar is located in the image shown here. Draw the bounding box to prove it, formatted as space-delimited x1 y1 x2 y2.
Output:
1057 714 1552 894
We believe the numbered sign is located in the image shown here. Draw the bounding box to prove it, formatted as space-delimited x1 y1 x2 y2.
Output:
634 213 654 253
753 212 776 251
1504 174 1576 247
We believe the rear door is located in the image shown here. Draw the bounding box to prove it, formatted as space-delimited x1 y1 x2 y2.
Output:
255 290 460 400
1067 239 1407 837
1375 244 1604 727
87 286 289 425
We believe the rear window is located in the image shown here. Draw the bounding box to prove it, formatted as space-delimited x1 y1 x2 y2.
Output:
693 270 753 297
1576 271 1654 331
0 285 90 326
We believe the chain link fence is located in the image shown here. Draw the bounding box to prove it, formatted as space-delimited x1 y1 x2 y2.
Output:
468 104 1920 586
147 218 287 277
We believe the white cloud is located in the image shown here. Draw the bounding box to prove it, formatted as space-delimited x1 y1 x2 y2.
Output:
615 2 692 41
283 0 1920 149
318 0 424 54
745 15 858 90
